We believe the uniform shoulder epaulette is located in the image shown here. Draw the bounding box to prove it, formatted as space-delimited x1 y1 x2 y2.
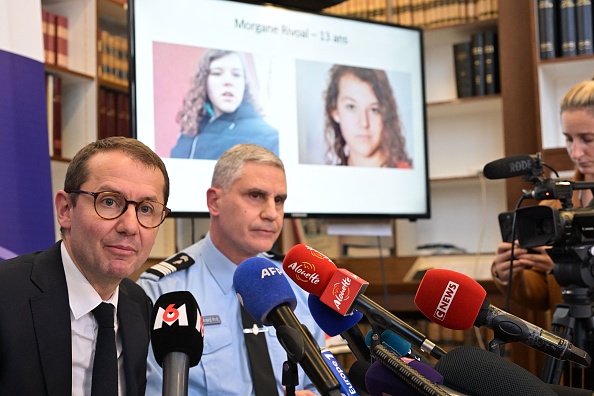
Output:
145 252 195 279
262 250 285 262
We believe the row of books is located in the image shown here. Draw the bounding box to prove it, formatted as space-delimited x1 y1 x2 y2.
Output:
98 29 129 88
42 10 68 67
46 73 62 158
324 0 498 28
98 87 131 140
537 0 593 59
453 30 500 99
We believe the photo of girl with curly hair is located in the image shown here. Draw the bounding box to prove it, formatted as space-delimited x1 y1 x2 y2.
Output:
170 49 279 159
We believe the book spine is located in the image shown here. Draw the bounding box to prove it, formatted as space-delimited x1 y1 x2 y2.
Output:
52 75 62 157
98 87 108 140
106 90 117 138
45 74 54 157
42 10 50 63
537 0 557 59
576 0 593 55
483 30 499 95
46 11 56 65
115 92 129 137
55 14 68 68
471 31 485 96
453 41 473 98
559 0 578 57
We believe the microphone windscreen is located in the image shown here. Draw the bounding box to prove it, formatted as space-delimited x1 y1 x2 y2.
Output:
308 293 363 336
233 257 297 326
414 268 486 330
348 360 371 395
364 329 411 357
548 384 594 395
150 291 204 367
435 345 557 396
483 154 536 179
408 359 443 384
365 360 441 396
282 244 337 296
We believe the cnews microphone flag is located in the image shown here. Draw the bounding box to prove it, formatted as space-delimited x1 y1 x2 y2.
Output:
0 0 54 259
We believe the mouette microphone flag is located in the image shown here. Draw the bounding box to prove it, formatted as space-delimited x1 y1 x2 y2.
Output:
150 291 204 368
415 268 591 366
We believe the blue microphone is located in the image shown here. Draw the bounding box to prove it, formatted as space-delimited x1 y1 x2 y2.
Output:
308 294 371 362
364 329 411 357
233 257 342 396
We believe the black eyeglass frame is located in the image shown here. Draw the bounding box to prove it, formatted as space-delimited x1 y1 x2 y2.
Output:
65 189 171 229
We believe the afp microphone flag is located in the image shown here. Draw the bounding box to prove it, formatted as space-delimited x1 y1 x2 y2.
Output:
0 0 55 259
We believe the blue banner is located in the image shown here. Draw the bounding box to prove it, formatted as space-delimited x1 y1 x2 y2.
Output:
0 10 55 259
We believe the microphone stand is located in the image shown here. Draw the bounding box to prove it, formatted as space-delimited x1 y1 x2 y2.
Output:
282 358 299 396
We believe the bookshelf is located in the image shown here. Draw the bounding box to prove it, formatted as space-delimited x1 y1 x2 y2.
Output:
41 0 175 257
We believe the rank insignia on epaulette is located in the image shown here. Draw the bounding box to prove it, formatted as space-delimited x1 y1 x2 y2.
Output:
146 253 195 279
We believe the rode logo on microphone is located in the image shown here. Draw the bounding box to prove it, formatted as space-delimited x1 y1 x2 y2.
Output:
320 268 368 315
285 261 320 285
433 281 459 321
509 159 532 173
153 303 189 329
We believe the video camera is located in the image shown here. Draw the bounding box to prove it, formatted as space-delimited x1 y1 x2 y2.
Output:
484 153 594 287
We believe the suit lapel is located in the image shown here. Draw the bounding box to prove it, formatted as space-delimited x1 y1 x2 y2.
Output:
30 242 72 396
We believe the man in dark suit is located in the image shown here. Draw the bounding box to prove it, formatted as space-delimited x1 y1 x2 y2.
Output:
0 137 171 396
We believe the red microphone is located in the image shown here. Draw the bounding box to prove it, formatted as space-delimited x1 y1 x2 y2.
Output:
283 244 368 315
283 244 446 360
414 269 591 366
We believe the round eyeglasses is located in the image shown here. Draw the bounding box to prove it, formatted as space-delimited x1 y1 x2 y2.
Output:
66 190 171 229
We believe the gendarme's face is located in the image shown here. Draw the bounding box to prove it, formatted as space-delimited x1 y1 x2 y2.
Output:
214 163 286 263
207 53 246 117
331 73 384 166
563 109 594 178
60 152 165 283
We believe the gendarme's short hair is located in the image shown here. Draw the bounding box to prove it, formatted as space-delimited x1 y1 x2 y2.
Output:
64 137 170 205
211 144 284 191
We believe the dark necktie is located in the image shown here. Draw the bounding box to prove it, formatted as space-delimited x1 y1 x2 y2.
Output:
91 302 118 396
240 305 279 396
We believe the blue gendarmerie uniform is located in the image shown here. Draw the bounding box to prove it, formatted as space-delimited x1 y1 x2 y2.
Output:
137 233 324 395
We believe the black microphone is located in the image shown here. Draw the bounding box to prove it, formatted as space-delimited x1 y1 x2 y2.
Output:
150 291 204 396
415 268 592 366
233 257 342 396
348 360 371 396
483 154 540 179
434 345 557 396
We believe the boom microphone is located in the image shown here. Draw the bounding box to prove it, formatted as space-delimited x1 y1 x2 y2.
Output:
482 154 540 179
434 345 556 396
233 257 342 396
414 268 591 366
150 291 204 396
283 244 445 359
308 294 371 362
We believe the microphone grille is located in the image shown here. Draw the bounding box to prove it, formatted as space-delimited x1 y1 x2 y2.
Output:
435 346 556 396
